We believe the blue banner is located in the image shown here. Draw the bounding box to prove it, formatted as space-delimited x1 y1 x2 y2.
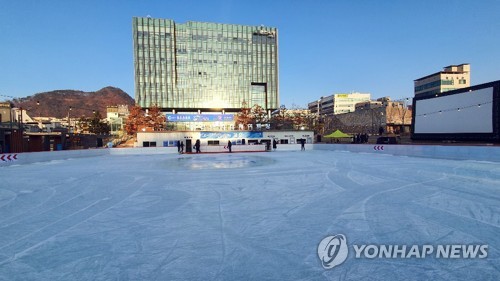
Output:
165 114 234 122
200 131 263 139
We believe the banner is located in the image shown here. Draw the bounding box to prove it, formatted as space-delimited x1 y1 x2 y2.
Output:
165 114 234 122
200 131 263 139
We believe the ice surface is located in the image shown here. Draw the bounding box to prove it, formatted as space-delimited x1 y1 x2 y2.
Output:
0 151 499 280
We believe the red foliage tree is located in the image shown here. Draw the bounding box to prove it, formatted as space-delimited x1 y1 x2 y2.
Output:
145 104 166 131
125 105 146 135
235 101 254 129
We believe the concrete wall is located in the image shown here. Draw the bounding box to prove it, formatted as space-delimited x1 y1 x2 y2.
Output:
313 143 500 162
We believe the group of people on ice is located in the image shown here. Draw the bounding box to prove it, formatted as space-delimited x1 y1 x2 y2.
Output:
176 139 202 154
353 133 369 144
176 138 305 153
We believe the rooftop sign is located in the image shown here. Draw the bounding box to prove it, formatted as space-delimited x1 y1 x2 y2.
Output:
165 114 234 122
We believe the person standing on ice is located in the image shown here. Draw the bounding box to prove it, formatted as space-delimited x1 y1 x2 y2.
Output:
180 141 184 154
300 139 305 151
227 140 232 153
195 139 201 153
177 140 182 153
273 139 277 151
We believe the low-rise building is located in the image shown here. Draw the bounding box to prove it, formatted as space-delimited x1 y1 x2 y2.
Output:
414 64 470 98
137 130 314 152
308 92 371 116
107 105 129 135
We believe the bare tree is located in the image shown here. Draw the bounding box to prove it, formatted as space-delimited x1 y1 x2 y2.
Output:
270 105 294 130
251 104 267 126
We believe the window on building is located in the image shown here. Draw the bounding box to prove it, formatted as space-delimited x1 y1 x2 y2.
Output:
143 141 157 147
251 83 266 108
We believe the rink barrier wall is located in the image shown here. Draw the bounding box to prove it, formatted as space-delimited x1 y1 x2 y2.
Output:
108 144 268 155
313 144 500 162
3 144 499 166
0 144 309 166
0 149 108 166
272 144 313 151
109 147 178 155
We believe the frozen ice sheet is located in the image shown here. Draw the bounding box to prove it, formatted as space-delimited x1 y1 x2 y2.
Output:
0 151 499 280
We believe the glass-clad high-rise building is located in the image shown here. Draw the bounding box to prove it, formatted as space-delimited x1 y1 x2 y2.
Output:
133 17 279 113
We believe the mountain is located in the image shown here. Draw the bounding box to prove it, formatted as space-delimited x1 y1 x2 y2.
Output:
12 87 135 119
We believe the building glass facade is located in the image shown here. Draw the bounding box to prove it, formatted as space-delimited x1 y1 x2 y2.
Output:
133 17 279 112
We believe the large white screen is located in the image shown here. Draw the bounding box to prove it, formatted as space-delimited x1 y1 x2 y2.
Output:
414 87 493 134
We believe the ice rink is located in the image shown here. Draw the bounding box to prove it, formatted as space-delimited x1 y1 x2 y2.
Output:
1 150 499 280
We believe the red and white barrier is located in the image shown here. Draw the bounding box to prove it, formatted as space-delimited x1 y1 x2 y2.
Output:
0 154 18 161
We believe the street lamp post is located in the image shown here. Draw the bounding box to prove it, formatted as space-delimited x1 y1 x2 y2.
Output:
19 107 23 130
8 103 13 153
370 109 374 134
68 106 72 133
36 101 41 131
19 107 24 152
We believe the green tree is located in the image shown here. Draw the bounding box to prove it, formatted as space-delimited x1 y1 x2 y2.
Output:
270 105 293 130
88 111 110 134
76 112 110 134
77 115 90 133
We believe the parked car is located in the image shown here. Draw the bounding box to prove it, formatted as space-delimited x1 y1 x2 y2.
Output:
376 136 398 144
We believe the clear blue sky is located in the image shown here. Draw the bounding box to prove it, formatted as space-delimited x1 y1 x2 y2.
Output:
1 0 499 108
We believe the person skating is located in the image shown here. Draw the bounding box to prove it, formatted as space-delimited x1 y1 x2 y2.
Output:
195 139 201 153
227 140 232 153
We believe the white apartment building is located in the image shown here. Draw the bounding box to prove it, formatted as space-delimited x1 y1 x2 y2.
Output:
308 92 371 115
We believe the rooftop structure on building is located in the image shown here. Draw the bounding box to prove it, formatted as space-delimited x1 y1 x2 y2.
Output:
308 92 371 116
132 17 279 114
414 64 470 97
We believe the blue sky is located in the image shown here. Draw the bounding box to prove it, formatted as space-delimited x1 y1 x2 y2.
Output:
1 0 499 108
